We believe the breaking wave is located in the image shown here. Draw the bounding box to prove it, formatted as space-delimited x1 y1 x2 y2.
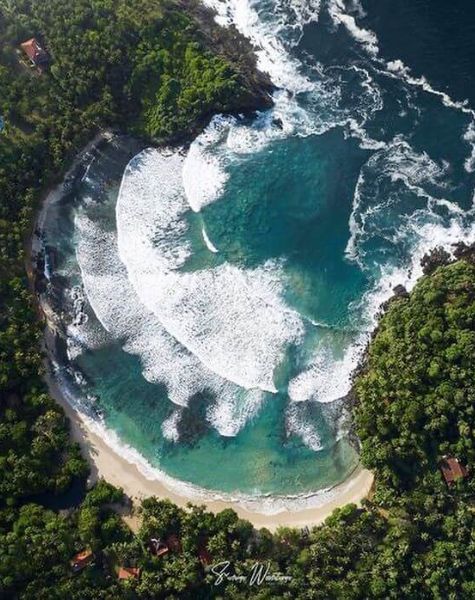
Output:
44 0 475 491
193 0 475 431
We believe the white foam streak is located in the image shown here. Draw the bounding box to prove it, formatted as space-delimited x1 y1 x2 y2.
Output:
201 225 218 253
207 391 264 437
183 116 232 211
292 132 475 407
289 342 363 404
383 59 475 172
202 0 317 93
52 362 359 513
463 121 475 173
162 410 181 442
117 150 304 395
328 0 379 57
286 404 323 451
345 138 449 261
74 208 266 438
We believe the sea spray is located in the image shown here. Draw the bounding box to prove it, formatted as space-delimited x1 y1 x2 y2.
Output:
40 0 475 497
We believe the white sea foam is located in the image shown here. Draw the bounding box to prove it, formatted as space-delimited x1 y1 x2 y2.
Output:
463 120 475 173
345 137 450 262
286 403 323 451
382 59 475 172
183 116 232 211
290 217 475 409
384 59 473 115
54 363 363 512
198 0 385 176
74 207 267 438
327 0 379 57
324 2 475 172
202 0 316 92
207 388 264 437
201 225 218 253
49 362 357 513
117 149 304 395
288 340 364 404
289 130 475 408
74 147 305 439
161 409 182 442
81 156 95 183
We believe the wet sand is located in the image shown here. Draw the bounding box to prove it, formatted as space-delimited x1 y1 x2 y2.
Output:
45 362 373 532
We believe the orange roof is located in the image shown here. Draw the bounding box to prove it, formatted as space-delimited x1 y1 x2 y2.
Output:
20 38 48 64
70 549 93 570
118 566 141 580
440 456 468 485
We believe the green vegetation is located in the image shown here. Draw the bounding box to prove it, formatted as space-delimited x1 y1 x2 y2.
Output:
356 259 475 503
1 0 475 598
0 0 265 504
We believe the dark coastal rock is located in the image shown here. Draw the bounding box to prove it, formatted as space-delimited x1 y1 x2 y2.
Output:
175 0 275 137
420 246 452 275
392 284 408 297
453 241 475 263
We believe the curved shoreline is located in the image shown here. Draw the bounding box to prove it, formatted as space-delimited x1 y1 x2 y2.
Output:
31 132 373 530
45 357 373 530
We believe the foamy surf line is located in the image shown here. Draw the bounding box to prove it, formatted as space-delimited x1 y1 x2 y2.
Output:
34 0 475 523
46 360 371 519
115 148 304 397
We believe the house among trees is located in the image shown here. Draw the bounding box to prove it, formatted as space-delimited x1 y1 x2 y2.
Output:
20 38 49 70
440 456 468 487
70 549 94 572
148 538 169 557
117 566 141 581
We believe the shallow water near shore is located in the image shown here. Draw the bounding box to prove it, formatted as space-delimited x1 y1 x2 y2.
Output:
38 0 475 501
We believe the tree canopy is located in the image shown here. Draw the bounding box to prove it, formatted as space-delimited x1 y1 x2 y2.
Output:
356 259 475 503
1 0 475 597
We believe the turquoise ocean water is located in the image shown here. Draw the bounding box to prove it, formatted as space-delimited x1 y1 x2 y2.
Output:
40 0 475 501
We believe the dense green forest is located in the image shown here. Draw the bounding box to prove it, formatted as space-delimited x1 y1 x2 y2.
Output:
0 0 268 502
1 0 475 598
356 258 475 505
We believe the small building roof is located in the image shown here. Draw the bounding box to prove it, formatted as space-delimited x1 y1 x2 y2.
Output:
70 549 93 571
149 538 169 557
440 456 468 486
118 566 141 581
20 38 49 65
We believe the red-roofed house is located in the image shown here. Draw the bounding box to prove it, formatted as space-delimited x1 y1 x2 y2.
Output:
118 566 141 581
440 456 468 487
20 38 49 69
70 549 94 573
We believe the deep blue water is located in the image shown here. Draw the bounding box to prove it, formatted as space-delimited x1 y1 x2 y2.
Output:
41 0 475 501
361 0 475 106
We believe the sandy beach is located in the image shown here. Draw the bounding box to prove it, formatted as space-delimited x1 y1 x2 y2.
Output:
44 362 373 532
32 132 373 532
